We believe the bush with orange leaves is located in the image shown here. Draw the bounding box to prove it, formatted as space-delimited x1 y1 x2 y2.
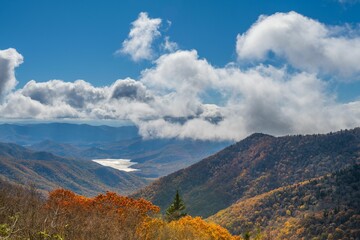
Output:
137 215 242 240
45 189 159 240
1 184 242 240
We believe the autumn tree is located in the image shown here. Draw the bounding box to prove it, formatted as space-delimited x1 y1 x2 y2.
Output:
165 190 187 222
0 181 244 240
44 189 160 240
137 216 242 240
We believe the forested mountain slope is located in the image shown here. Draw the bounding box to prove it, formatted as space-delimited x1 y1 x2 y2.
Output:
209 164 360 240
0 142 147 196
133 128 360 217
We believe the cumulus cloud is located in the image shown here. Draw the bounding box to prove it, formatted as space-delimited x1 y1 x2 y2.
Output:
21 79 107 108
0 93 81 119
1 12 360 141
111 78 152 102
1 48 359 140
236 11 360 79
135 52 360 140
0 48 23 100
118 12 162 61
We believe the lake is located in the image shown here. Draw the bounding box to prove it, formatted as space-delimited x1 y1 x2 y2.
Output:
92 159 139 172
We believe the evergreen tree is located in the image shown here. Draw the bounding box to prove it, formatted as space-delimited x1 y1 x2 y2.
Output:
165 190 187 222
243 231 251 240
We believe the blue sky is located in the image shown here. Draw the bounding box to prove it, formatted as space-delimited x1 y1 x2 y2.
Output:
1 1 359 87
0 0 359 140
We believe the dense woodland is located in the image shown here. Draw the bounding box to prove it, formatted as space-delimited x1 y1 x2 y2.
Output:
134 129 360 217
209 164 360 239
0 180 240 240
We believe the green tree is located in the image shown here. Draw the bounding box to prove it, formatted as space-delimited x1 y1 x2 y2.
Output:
165 190 187 222
243 231 251 240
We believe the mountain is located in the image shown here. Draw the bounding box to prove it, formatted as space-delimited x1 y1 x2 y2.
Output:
0 142 147 196
0 123 230 178
0 123 139 145
29 140 84 159
89 138 231 178
30 138 230 178
133 128 360 217
208 164 360 240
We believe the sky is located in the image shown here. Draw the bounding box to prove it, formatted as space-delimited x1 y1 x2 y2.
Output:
0 0 360 140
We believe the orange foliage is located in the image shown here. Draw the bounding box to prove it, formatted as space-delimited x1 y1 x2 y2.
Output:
45 189 159 240
43 189 241 239
47 188 159 215
1 186 242 240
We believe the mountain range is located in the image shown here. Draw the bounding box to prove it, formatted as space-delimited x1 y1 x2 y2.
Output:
0 142 147 196
0 123 230 178
0 123 139 145
1 123 359 239
133 128 360 218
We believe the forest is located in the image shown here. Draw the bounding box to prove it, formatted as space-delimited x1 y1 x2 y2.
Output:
209 164 360 239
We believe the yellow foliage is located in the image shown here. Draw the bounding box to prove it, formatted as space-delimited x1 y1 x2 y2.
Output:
137 216 242 240
277 218 299 239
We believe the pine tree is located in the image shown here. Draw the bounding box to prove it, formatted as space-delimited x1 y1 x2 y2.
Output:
165 190 187 222
243 231 251 240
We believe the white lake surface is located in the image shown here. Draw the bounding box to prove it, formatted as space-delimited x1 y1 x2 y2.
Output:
92 159 139 172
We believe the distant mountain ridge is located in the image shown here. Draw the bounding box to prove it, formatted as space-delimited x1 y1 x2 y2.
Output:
0 123 139 144
0 142 147 196
133 128 360 217
0 123 231 178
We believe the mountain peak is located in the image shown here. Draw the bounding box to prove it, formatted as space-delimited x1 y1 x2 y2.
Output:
133 128 360 217
245 132 273 140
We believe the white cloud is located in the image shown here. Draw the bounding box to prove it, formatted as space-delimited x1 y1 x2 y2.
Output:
1 48 359 140
1 12 360 141
236 11 360 79
135 52 360 140
0 93 81 119
118 12 162 61
162 36 178 52
0 48 23 100
21 79 107 108
111 78 152 102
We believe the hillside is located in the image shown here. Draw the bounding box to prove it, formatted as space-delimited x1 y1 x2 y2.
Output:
208 164 360 239
0 123 230 178
30 138 230 178
0 142 147 196
133 128 360 217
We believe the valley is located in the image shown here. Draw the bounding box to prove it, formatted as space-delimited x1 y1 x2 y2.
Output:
0 124 359 239
0 123 230 178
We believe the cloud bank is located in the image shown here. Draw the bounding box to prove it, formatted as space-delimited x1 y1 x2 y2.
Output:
1 12 360 141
